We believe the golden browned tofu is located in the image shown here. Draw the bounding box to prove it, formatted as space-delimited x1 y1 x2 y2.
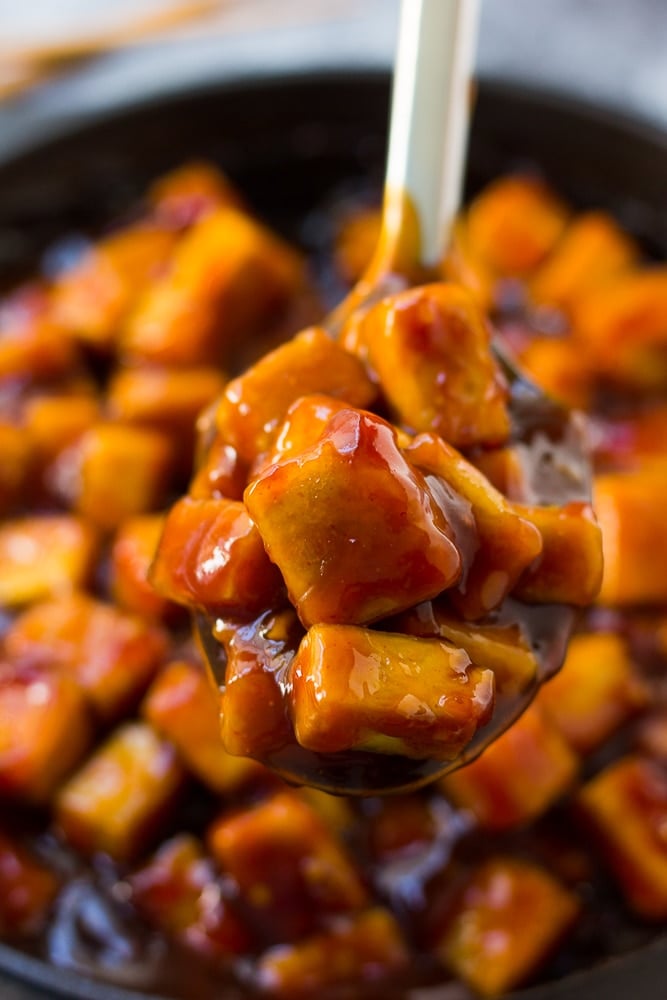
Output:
290 625 494 759
441 218 496 312
467 176 570 276
107 366 225 438
130 834 252 958
56 723 186 861
513 501 603 607
537 632 647 754
55 423 174 531
262 394 352 469
441 703 578 830
110 515 177 621
577 756 667 919
398 599 539 695
245 408 463 627
0 662 92 803
342 284 510 448
530 211 637 312
215 327 376 463
518 335 593 410
0 830 60 936
5 594 167 722
23 393 100 475
144 660 265 792
595 463 667 604
51 225 176 349
573 269 667 388
208 791 368 942
122 207 303 366
257 908 408 995
406 432 543 618
436 858 579 996
190 438 248 501
0 515 98 607
150 497 284 614
334 206 382 284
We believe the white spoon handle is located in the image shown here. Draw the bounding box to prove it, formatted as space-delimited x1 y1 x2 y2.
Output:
385 0 481 267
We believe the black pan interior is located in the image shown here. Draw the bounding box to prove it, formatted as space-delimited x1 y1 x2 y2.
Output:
1 70 667 1000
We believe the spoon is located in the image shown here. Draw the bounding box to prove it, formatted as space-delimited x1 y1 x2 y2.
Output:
196 0 595 794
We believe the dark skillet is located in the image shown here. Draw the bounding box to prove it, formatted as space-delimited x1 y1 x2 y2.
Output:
1 71 667 1000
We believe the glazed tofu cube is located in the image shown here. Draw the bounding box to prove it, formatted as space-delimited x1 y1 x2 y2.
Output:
518 336 593 410
531 211 637 312
0 284 77 381
368 795 437 861
122 207 303 366
150 497 284 614
577 755 667 919
573 269 667 388
129 834 251 958
256 908 408 995
110 515 177 621
149 162 242 227
5 595 167 722
217 611 300 759
0 423 31 512
513 501 603 607
144 660 264 792
472 445 528 501
56 723 186 862
441 703 578 830
23 394 100 473
215 327 376 463
208 791 368 942
55 423 174 531
0 662 92 803
0 831 59 936
189 438 248 501
262 394 352 469
245 408 462 627
290 625 494 760
107 366 225 458
51 224 176 349
594 463 667 604
441 218 496 312
537 632 647 754
406 432 543 619
0 515 98 607
334 206 381 283
436 857 579 996
466 176 570 275
342 284 510 449
398 599 539 696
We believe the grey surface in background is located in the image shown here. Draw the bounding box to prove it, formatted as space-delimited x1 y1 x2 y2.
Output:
0 0 666 157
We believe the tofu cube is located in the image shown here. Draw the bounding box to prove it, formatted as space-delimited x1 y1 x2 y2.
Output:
144 660 264 792
110 515 177 621
0 423 32 513
406 432 543 619
122 207 303 366
0 662 92 803
0 515 98 607
342 283 510 448
55 423 174 531
189 438 248 501
0 285 77 381
537 632 647 754
441 703 578 830
129 834 251 958
577 755 667 919
215 327 376 463
436 857 579 996
467 176 569 275
5 594 167 722
149 162 242 227
23 393 100 475
150 497 284 614
290 625 494 760
245 408 462 627
56 723 185 862
256 908 408 995
208 791 367 943
595 463 667 604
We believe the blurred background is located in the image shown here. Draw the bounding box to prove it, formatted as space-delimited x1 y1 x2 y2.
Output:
1 0 667 157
